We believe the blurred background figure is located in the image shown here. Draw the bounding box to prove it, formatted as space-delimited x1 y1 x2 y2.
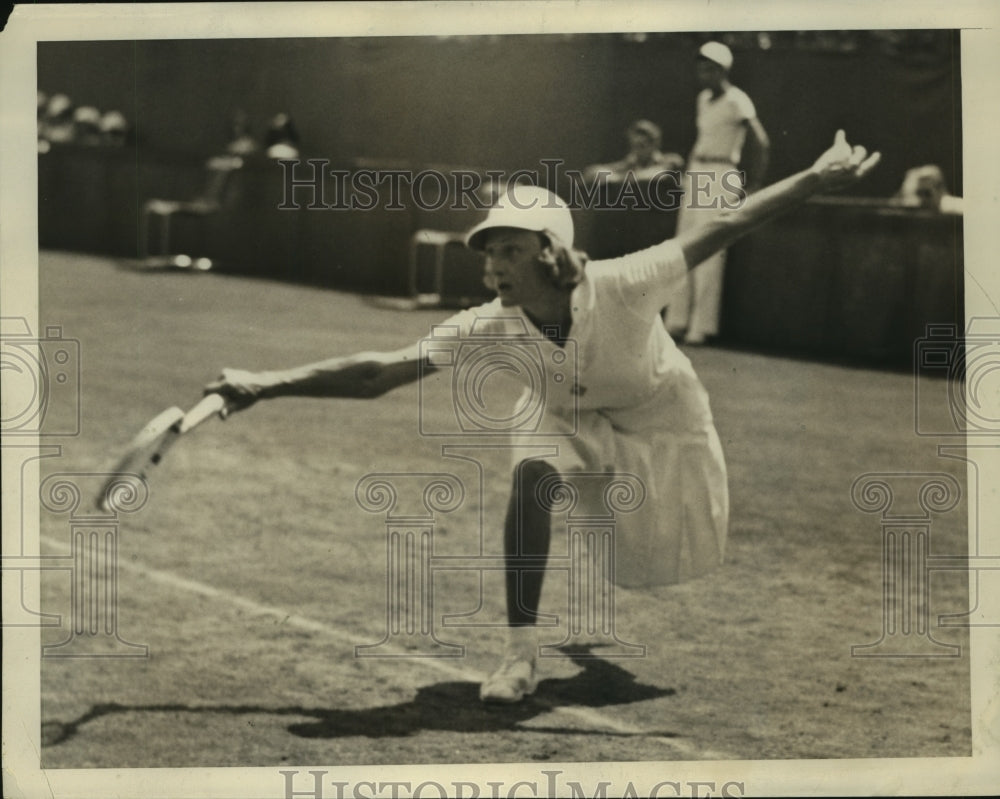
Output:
264 112 300 159
664 41 770 345
225 109 259 156
37 91 51 152
72 105 103 146
894 165 963 214
584 119 684 184
39 93 76 144
99 110 129 147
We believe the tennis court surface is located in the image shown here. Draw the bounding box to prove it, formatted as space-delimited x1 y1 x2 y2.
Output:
36 250 971 767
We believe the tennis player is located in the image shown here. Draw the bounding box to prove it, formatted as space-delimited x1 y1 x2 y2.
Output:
206 131 879 703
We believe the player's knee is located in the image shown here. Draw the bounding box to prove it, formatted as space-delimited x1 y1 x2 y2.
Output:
511 459 558 507
514 459 556 488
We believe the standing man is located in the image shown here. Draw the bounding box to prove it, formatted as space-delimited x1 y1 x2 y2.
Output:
665 41 770 345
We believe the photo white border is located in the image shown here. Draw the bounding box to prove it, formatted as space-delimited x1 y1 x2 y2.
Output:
3 2 998 797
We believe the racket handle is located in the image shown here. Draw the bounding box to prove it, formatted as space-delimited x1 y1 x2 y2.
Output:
178 393 229 433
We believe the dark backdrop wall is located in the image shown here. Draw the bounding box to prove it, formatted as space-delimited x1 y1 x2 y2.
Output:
39 31 961 196
37 32 963 364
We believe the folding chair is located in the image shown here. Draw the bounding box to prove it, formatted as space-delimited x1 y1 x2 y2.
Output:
139 154 244 267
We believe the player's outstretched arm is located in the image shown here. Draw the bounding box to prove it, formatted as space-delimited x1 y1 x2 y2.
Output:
677 130 880 269
204 342 434 416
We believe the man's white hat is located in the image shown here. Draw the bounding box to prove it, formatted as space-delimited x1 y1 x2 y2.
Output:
699 41 733 70
466 184 574 250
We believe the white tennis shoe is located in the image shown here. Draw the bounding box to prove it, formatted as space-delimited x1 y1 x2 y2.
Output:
479 654 538 703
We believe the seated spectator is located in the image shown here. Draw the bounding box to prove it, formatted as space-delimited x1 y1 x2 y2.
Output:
72 106 103 146
226 110 259 156
264 112 301 159
39 93 76 144
37 91 51 152
894 165 963 214
583 119 685 184
100 110 129 147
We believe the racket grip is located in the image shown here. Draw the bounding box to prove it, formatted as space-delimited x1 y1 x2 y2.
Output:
178 393 229 433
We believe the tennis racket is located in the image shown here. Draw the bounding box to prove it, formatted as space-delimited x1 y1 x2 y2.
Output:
96 393 229 511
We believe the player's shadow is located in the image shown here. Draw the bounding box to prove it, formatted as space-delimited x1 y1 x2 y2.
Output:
293 643 675 739
42 645 676 746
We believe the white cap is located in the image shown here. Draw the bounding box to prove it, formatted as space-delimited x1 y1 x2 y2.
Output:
73 106 101 126
465 184 574 250
100 110 128 132
699 41 733 70
47 94 72 117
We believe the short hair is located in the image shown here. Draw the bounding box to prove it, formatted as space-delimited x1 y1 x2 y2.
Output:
536 231 588 290
628 119 662 147
896 165 948 209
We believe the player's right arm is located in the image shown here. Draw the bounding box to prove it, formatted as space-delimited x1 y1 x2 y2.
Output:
205 342 434 415
676 130 880 269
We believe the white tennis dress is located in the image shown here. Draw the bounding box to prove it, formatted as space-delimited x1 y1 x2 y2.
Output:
430 239 729 588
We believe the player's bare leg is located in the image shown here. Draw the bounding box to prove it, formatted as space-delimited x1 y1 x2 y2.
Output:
480 459 555 703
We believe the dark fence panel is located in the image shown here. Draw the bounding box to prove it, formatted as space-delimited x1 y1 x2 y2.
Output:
723 198 964 363
39 145 963 366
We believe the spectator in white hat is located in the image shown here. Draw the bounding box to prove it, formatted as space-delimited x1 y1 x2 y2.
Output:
264 112 301 160
72 106 103 147
664 40 771 345
100 110 129 147
39 93 76 144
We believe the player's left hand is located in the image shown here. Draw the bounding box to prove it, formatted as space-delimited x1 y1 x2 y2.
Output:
811 130 881 191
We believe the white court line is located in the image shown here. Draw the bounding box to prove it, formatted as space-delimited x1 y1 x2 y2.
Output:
39 534 736 761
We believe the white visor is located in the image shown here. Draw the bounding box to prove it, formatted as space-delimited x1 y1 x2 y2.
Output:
465 184 574 250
